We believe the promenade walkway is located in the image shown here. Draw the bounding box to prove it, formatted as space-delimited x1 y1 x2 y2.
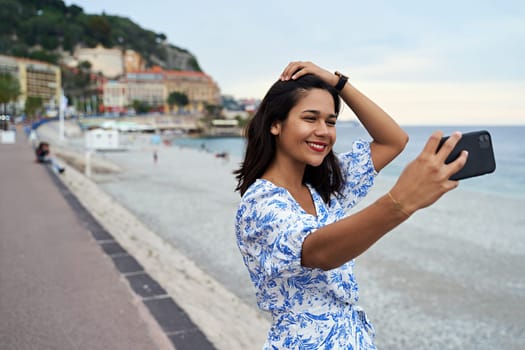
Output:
0 128 214 349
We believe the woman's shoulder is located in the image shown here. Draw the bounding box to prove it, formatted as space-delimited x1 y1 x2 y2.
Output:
242 179 286 200
336 139 371 161
238 179 292 214
337 139 376 173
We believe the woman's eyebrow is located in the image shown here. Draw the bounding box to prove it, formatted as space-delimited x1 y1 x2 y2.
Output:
302 109 338 118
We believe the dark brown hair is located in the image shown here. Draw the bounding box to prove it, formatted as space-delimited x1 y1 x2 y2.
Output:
234 74 343 203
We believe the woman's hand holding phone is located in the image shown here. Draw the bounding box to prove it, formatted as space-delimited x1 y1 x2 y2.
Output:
438 130 496 180
388 131 469 216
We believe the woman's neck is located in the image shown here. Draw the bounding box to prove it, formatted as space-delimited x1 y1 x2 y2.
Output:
263 160 317 217
262 160 305 192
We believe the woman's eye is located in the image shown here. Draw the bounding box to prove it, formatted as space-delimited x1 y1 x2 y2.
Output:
327 120 337 126
304 116 316 122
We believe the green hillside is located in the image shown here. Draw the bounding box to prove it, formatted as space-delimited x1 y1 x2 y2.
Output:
0 0 201 71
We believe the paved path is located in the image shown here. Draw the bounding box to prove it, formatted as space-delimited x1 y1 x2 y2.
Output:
0 128 214 349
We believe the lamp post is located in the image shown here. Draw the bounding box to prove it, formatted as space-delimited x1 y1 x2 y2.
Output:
59 90 67 142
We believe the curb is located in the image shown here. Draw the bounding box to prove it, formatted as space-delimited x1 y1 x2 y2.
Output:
45 166 216 350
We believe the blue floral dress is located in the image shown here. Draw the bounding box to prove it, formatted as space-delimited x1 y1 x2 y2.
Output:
236 140 378 349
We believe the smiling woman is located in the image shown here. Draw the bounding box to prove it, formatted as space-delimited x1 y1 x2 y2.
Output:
233 61 473 349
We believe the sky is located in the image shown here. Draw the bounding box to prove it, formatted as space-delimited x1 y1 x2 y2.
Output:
65 0 525 125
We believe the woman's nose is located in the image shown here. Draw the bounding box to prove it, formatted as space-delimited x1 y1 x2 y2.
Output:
314 121 329 135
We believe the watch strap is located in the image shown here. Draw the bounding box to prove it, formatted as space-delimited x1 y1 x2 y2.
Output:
334 71 348 92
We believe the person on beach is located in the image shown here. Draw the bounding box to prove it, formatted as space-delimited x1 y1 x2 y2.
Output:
234 61 467 349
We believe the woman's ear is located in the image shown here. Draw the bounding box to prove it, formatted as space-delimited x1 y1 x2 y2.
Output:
270 121 281 136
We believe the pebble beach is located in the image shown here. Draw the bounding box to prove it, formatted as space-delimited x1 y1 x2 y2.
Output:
42 122 524 349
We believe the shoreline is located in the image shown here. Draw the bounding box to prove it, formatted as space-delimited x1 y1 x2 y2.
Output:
42 122 525 349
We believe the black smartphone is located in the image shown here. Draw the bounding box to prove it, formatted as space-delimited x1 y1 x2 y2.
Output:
438 130 496 180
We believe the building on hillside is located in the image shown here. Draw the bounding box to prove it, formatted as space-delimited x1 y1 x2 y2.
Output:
64 46 144 116
102 80 128 115
75 45 123 78
61 64 106 117
125 68 166 112
0 54 61 116
164 70 221 113
124 50 145 73
101 66 221 115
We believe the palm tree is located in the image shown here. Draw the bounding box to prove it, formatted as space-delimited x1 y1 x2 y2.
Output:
0 72 21 114
25 96 44 122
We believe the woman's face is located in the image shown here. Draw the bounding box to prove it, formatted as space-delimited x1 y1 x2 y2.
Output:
271 88 337 168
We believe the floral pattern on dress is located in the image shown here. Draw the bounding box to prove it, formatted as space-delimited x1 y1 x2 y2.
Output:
236 140 378 349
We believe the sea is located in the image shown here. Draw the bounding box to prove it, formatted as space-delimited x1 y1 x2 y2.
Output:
172 123 525 200
88 121 524 349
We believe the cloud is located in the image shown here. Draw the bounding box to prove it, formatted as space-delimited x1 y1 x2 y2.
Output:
226 76 525 125
346 51 439 81
340 81 525 125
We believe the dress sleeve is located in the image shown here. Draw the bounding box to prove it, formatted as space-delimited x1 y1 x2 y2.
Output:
336 139 377 211
236 184 316 282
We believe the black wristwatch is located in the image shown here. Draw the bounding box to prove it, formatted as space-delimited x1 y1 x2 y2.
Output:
334 71 348 92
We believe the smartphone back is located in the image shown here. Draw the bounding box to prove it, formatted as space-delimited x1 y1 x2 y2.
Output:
440 130 496 180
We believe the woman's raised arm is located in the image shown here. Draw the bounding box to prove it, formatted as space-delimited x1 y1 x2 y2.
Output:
280 61 408 172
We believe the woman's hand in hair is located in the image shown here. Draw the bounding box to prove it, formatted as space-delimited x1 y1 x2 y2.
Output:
280 61 338 86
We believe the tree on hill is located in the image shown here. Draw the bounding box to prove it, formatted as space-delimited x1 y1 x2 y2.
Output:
131 99 150 114
0 72 20 114
0 0 202 71
167 91 189 113
24 96 43 121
